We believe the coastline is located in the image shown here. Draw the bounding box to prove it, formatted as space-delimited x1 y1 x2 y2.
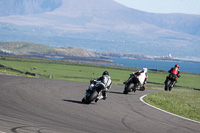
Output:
110 57 200 74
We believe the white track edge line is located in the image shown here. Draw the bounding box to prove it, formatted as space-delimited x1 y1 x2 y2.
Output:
140 94 200 124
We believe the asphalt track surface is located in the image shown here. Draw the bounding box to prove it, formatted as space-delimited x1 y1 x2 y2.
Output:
0 75 199 133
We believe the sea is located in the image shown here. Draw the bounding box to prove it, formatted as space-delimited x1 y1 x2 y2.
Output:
110 57 200 74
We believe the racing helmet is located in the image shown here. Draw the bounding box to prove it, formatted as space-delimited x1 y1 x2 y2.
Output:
142 68 148 73
175 64 179 68
102 71 109 76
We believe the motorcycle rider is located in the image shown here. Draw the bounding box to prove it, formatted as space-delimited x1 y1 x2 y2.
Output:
165 64 180 86
123 68 148 90
91 71 112 102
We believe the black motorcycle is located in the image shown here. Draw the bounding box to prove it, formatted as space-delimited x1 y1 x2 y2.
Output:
82 80 105 104
123 74 144 94
164 74 177 91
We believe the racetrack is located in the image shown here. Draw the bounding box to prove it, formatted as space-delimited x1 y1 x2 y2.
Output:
0 75 199 133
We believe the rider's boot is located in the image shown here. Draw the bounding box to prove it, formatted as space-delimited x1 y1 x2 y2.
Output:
95 95 103 103
140 84 145 91
95 99 99 103
102 91 107 100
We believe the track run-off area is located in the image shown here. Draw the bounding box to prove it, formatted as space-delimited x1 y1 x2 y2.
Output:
0 75 199 133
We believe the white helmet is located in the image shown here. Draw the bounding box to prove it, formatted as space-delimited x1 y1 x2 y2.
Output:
142 68 148 73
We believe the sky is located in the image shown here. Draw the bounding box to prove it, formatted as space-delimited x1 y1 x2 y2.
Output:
114 0 200 15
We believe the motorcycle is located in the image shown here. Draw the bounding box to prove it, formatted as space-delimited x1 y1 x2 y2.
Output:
82 80 105 104
164 74 177 91
123 74 145 94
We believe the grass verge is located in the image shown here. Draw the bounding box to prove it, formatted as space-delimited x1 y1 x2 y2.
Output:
144 88 200 122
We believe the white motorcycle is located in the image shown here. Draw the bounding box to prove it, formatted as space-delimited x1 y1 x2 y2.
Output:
82 80 105 104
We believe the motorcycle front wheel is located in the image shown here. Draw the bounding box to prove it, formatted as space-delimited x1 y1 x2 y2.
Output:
123 83 135 94
85 90 98 104
165 79 171 91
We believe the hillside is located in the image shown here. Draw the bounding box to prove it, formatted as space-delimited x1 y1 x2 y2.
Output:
0 0 62 16
0 0 200 58
0 42 113 64
0 42 98 57
0 41 147 59
2 41 198 64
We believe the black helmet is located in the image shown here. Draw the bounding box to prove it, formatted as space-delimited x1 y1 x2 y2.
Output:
102 71 109 76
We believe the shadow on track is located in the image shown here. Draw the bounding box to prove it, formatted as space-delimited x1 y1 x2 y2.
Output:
62 99 83 104
109 91 124 95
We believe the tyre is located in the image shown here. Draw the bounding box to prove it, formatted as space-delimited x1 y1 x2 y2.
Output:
164 79 168 91
123 83 134 94
85 90 98 104
165 79 171 91
140 86 145 91
81 98 86 103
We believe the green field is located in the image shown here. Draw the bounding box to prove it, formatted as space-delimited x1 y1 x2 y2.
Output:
0 56 200 122
145 89 200 122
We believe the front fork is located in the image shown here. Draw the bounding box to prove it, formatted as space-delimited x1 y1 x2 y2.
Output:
171 80 176 87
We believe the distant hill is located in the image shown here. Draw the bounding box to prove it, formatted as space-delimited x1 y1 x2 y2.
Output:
0 41 147 59
0 0 62 16
0 0 200 58
0 41 54 54
0 42 98 57
1 41 200 64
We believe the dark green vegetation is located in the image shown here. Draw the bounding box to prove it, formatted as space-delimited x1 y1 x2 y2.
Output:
0 56 200 122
